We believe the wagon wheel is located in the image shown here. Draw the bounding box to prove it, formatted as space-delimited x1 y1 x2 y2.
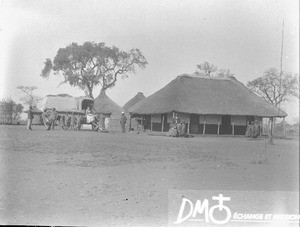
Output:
92 122 99 131
42 113 49 127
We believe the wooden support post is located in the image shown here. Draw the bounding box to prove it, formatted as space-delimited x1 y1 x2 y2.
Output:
268 117 274 145
161 114 164 132
203 120 206 135
129 114 132 132
150 115 153 131
232 116 235 135
217 115 220 135
260 120 262 136
283 117 286 138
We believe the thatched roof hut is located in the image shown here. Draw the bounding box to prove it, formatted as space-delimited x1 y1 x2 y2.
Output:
123 92 145 112
94 92 123 115
128 74 287 135
129 74 286 117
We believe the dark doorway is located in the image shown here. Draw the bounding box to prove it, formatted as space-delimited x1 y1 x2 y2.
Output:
161 114 169 132
190 114 199 134
220 115 232 135
143 115 151 130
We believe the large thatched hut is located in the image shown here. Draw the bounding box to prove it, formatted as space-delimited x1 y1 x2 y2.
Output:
128 74 287 135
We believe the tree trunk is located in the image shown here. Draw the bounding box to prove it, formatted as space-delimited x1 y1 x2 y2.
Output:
88 89 94 99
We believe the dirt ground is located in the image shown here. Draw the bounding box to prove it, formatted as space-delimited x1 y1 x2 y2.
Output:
0 125 299 226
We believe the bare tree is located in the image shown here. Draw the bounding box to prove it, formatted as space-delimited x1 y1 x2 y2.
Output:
194 62 235 79
247 68 299 107
17 86 42 107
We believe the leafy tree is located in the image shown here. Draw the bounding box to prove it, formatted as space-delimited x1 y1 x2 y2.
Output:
194 61 218 77
194 61 234 78
12 103 24 121
217 69 235 78
41 41 148 99
247 68 299 107
0 99 23 124
17 86 42 106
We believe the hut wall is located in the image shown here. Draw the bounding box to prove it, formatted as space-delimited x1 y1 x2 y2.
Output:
167 113 173 123
204 115 219 134
151 114 162 131
254 116 262 123
231 115 247 135
233 116 246 125
199 115 205 124
108 113 130 132
151 114 161 123
178 113 190 123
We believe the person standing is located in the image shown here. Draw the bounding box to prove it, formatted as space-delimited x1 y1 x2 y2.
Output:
27 106 34 130
120 111 127 133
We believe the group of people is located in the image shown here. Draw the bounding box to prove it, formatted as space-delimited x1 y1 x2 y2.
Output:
58 113 82 131
245 120 261 139
168 113 186 137
27 105 128 133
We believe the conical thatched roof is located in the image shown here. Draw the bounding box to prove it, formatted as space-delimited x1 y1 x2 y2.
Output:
94 92 123 114
123 92 146 111
128 74 287 117
23 106 43 114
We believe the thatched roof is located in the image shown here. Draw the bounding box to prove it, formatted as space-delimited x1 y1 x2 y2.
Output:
128 74 287 117
123 92 146 111
23 106 43 114
94 92 123 114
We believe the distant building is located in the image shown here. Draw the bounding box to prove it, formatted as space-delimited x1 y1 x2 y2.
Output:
23 106 43 125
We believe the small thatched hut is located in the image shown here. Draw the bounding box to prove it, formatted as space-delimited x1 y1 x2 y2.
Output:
94 92 129 132
94 92 123 115
123 92 145 112
123 92 146 131
129 74 287 135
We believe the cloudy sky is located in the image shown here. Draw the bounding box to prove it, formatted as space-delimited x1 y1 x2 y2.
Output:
0 0 299 122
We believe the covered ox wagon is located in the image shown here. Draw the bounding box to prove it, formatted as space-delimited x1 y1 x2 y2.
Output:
41 95 100 131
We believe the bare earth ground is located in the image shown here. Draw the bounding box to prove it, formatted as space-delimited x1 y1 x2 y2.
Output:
0 125 299 226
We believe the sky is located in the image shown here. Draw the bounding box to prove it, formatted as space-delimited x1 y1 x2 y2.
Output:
0 0 299 123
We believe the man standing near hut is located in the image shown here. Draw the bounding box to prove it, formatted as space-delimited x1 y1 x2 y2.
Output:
27 106 34 130
120 111 127 133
